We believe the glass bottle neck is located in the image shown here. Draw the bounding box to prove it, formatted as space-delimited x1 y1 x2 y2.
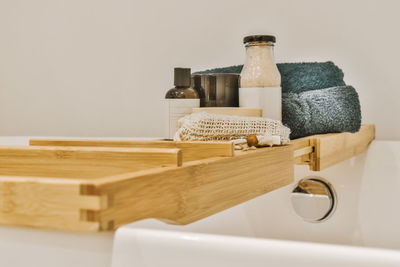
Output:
240 41 280 87
175 86 190 89
245 43 275 62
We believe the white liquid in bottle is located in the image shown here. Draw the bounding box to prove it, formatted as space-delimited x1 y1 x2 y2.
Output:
239 35 282 121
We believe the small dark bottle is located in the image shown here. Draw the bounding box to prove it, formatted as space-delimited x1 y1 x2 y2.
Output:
165 68 199 99
165 68 200 139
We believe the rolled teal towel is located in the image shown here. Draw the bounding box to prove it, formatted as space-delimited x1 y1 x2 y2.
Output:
282 86 361 139
194 61 346 93
278 62 345 93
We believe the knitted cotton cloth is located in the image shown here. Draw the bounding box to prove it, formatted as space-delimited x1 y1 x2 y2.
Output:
174 112 290 144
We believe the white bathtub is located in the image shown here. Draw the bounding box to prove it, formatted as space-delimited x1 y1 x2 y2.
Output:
111 140 400 267
1 139 399 267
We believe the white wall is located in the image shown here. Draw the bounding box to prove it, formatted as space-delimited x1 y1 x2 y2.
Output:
0 0 398 139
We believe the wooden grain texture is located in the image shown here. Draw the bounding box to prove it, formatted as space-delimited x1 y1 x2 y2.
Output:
0 146 181 178
0 125 375 232
0 142 292 232
0 177 102 231
0 146 181 232
291 137 314 166
29 139 234 162
291 124 375 171
89 145 294 229
314 124 375 171
192 107 262 117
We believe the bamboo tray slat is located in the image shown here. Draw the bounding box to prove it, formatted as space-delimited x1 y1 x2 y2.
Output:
291 124 375 171
0 124 375 232
0 146 182 232
92 145 293 229
1 142 293 232
29 140 234 162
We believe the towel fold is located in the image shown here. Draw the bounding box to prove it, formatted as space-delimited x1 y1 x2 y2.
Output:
195 62 361 139
283 86 362 139
278 62 346 93
194 61 346 93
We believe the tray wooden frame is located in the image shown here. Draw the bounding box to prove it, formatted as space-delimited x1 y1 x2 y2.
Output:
0 125 374 232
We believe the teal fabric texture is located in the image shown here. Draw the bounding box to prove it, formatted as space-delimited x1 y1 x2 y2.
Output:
283 86 361 138
194 61 346 93
195 62 362 139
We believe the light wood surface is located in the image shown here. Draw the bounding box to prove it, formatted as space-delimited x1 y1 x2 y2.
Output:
0 146 181 231
291 136 315 166
0 125 375 232
0 146 181 178
29 139 234 162
91 145 293 229
291 124 375 171
192 107 262 117
0 177 102 231
0 142 293 232
314 124 375 170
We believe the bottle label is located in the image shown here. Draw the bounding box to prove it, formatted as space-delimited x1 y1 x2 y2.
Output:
239 87 282 121
165 99 200 139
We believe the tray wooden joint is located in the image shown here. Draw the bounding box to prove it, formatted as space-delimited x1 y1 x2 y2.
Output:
79 184 113 230
292 124 375 171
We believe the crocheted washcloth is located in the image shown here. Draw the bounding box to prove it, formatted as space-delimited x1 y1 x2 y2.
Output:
174 112 290 144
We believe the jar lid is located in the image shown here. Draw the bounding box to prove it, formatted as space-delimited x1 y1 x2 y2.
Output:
243 35 276 44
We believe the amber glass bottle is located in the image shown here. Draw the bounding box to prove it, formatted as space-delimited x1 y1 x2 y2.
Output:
165 68 199 139
165 68 199 99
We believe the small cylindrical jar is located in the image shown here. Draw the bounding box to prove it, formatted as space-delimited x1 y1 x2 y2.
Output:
192 74 239 107
239 35 282 120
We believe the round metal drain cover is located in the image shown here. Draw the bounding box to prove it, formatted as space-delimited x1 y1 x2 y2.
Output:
291 177 336 222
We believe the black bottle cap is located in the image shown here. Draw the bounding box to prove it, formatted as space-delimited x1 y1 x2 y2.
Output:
174 68 191 87
243 35 276 44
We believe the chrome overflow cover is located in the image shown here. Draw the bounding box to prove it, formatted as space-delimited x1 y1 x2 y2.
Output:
291 177 337 223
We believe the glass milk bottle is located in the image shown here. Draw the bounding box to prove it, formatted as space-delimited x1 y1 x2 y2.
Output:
239 35 282 120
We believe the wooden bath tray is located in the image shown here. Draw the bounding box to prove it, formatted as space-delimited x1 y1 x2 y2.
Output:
0 125 374 232
1 141 293 232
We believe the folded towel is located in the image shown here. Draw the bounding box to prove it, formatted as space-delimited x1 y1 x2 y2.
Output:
195 62 361 139
283 86 361 139
278 62 346 93
194 61 346 93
